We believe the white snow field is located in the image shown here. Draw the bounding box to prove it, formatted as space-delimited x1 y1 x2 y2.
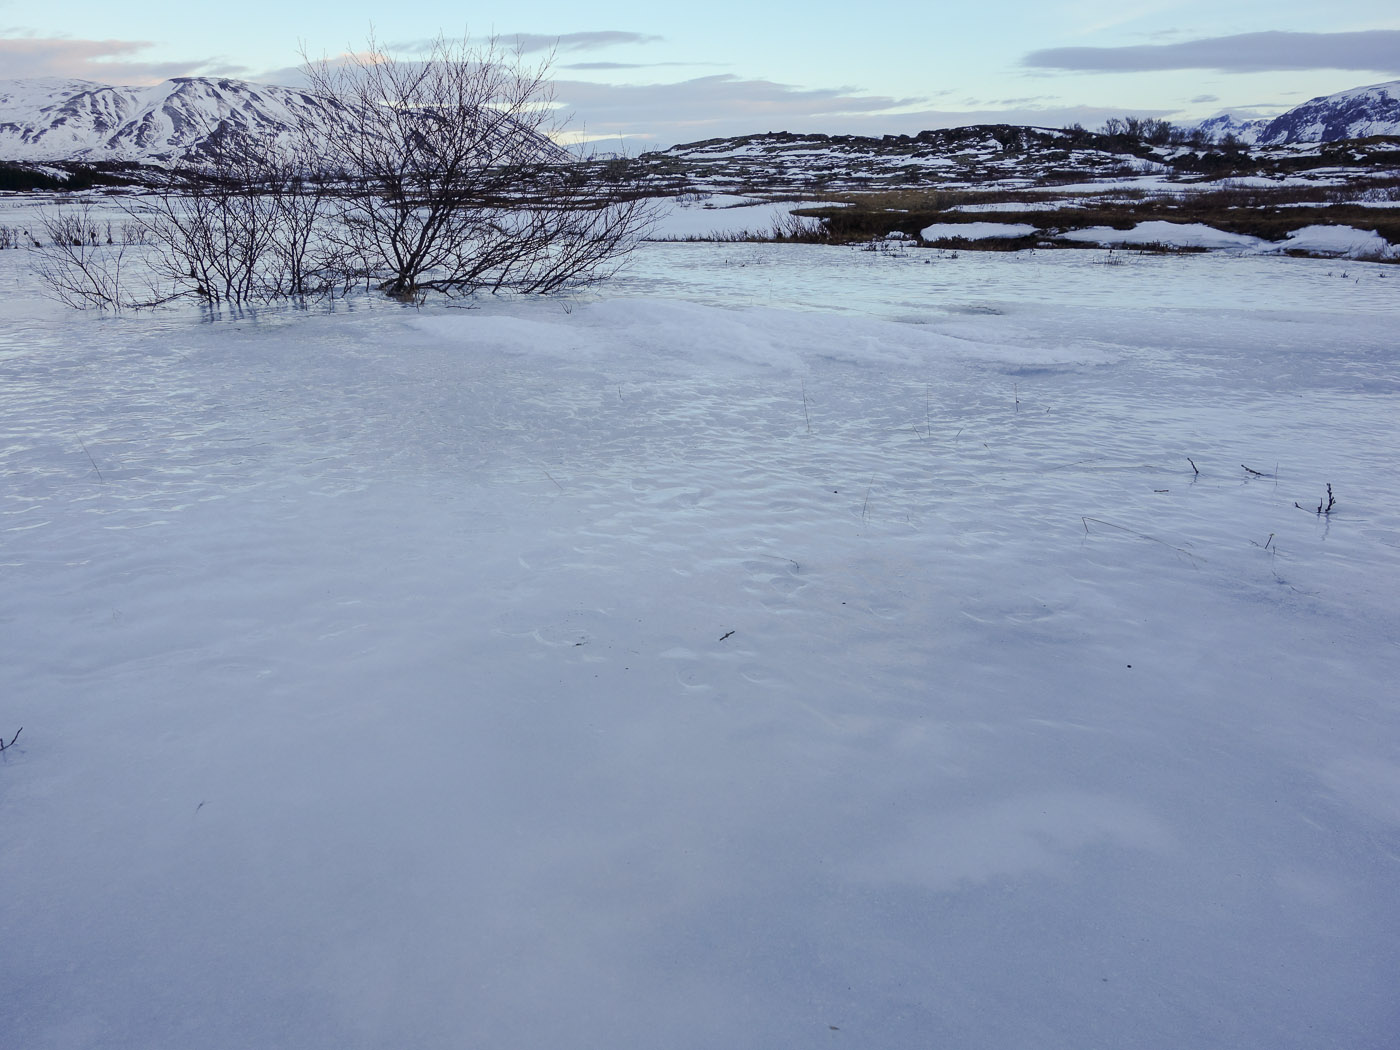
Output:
2 232 1399 1049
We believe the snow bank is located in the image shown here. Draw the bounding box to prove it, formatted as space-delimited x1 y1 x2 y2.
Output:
1268 223 1399 259
1058 220 1265 250
919 221 1038 240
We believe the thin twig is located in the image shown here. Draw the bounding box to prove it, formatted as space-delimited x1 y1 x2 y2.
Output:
1187 457 1199 476
1081 516 1203 565
0 727 21 752
1296 483 1335 515
80 439 104 482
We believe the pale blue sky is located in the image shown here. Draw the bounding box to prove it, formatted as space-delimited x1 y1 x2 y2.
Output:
3 1 1398 145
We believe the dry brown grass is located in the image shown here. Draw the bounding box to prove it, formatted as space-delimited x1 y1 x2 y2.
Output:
777 181 1400 249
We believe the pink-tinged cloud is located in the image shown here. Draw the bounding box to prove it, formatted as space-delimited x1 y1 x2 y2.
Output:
548 75 1169 147
0 36 232 84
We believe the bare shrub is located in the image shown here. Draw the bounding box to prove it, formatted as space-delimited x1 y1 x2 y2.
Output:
300 33 657 299
28 205 152 310
34 33 656 310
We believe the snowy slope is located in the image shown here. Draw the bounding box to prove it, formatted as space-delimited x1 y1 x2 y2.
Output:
1192 112 1268 144
1198 80 1400 144
0 75 570 164
0 77 342 162
1258 80 1400 144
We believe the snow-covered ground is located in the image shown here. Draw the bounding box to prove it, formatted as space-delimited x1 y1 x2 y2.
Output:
2 229 1398 1049
919 221 1039 241
1060 220 1400 258
1059 220 1268 251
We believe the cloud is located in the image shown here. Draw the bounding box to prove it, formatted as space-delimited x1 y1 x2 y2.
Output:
510 31 664 54
393 31 663 56
562 62 726 71
1189 94 1219 104
549 74 1167 148
555 74 920 129
0 35 232 83
1023 30 1400 74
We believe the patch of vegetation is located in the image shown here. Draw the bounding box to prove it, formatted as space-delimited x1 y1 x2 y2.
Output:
771 179 1400 250
0 162 141 192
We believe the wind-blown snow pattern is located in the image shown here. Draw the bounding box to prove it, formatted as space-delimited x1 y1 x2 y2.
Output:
1 227 1398 1049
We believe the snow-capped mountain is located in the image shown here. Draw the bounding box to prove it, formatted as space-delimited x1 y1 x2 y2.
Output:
0 75 571 165
1191 113 1268 145
0 77 343 162
1196 80 1400 145
1256 80 1400 144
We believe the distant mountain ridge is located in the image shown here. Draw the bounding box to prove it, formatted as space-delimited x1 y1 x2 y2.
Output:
1194 80 1400 144
0 77 340 162
1 75 1397 167
0 75 571 166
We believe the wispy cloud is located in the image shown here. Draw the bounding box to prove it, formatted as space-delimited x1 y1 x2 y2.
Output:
510 31 664 54
0 35 231 83
1023 30 1400 74
562 62 726 71
551 74 1164 147
392 31 663 56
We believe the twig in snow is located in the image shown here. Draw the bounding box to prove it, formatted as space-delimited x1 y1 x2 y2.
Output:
1081 516 1203 565
1187 457 1199 476
80 439 104 482
862 476 875 522
801 380 812 434
0 727 21 753
1241 464 1272 478
1296 483 1335 515
719 630 735 642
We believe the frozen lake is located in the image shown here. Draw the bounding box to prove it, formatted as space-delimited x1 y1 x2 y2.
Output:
2 223 1398 1049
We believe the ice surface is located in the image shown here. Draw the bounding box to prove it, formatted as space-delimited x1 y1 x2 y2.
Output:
648 196 837 239
1 229 1398 1049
